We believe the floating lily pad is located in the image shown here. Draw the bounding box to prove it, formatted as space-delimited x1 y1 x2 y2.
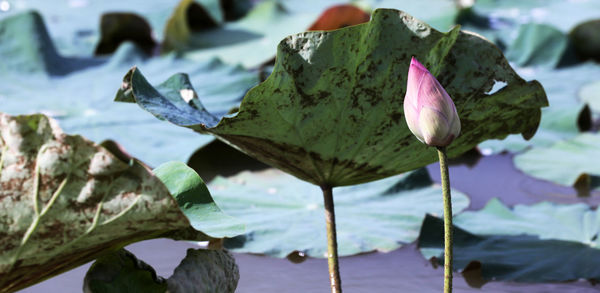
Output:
470 0 600 32
0 1 178 56
570 19 600 62
84 248 239 293
94 12 156 56
579 80 600 116
182 0 319 67
119 8 547 187
419 198 600 282
368 0 463 31
0 11 258 166
504 23 568 68
0 11 103 76
513 133 600 189
207 168 469 258
162 0 224 52
479 63 598 154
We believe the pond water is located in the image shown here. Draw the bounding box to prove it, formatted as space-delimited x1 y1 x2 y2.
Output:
19 154 600 292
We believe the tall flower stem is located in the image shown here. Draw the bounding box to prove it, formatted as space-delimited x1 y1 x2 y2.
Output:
437 147 453 293
321 185 342 293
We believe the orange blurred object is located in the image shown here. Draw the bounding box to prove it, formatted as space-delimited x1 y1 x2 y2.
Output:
308 4 370 31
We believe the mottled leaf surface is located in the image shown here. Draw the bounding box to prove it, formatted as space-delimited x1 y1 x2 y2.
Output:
479 63 597 154
0 113 188 293
208 168 469 258
120 9 547 186
514 133 600 188
419 198 600 282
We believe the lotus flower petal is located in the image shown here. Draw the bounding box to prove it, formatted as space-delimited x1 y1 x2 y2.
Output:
404 57 460 147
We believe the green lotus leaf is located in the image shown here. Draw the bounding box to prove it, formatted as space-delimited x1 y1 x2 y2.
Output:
419 198 600 282
0 113 187 293
84 248 239 293
118 8 547 187
0 11 258 167
513 133 600 190
154 161 245 238
206 167 469 257
0 113 243 293
479 63 597 154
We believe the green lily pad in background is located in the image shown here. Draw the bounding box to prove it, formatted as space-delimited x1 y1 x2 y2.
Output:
181 0 319 67
514 133 600 191
0 11 259 167
0 1 177 56
456 0 600 68
162 0 226 53
94 12 157 56
470 0 600 33
119 8 547 187
419 198 600 282
0 11 103 76
84 248 239 293
178 0 474 69
367 0 464 31
579 80 600 117
570 19 600 62
478 63 598 154
0 113 243 293
207 168 469 258
504 23 568 68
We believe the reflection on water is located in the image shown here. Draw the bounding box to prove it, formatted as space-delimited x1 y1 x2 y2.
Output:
19 155 600 292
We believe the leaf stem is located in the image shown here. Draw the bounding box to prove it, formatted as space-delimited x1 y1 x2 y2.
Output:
437 147 453 293
321 185 342 293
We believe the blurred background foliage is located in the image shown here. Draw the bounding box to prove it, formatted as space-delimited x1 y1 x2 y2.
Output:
1 0 600 290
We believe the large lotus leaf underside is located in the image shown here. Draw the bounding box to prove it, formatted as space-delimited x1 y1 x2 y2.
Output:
0 113 189 293
119 8 547 186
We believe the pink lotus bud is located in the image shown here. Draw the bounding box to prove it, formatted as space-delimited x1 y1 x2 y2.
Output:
403 57 461 147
